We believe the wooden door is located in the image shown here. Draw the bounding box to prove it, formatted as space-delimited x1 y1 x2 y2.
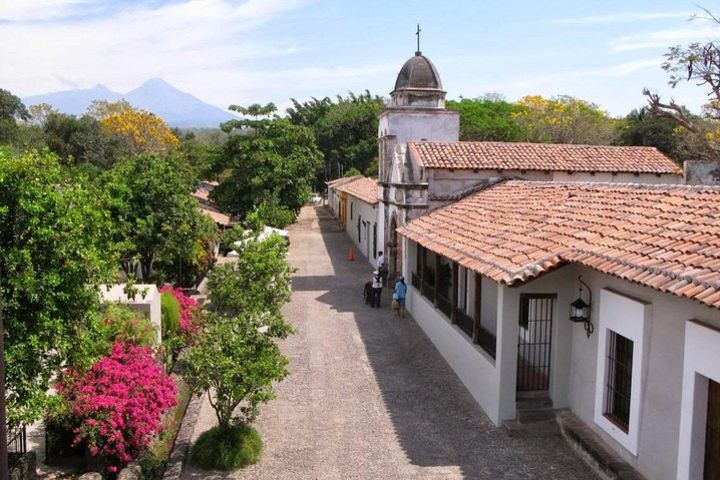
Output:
706 379 720 480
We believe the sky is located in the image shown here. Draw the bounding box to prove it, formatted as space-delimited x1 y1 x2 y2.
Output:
0 0 718 116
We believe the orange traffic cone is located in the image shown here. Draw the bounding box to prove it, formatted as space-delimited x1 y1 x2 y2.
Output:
348 247 355 261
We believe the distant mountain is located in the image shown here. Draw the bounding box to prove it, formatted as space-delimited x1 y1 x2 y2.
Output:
22 78 236 128
23 84 121 116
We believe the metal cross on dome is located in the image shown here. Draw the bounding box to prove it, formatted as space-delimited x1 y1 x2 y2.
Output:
416 24 421 53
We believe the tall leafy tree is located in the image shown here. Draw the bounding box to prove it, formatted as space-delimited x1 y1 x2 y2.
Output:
43 112 130 169
0 89 30 145
103 154 217 285
211 103 322 226
207 235 293 338
618 108 681 161
0 148 116 426
447 95 523 141
188 234 293 432
27 103 57 126
288 92 382 182
644 11 720 166
88 100 180 155
514 95 618 144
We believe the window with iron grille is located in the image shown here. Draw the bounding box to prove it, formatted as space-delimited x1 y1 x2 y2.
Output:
604 331 634 432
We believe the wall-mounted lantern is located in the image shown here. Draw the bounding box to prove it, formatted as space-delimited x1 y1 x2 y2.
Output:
569 275 594 338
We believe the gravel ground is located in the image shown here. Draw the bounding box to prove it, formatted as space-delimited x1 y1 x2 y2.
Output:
182 206 597 480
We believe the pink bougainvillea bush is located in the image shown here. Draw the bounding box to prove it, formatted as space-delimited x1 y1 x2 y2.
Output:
57 342 177 470
159 286 202 337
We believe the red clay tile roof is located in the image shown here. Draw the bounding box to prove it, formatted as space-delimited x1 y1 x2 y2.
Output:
408 141 682 175
326 175 362 187
398 181 720 309
191 181 220 202
200 206 232 226
335 177 378 205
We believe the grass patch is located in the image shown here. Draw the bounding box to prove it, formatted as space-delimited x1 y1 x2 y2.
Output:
139 374 193 479
190 424 262 471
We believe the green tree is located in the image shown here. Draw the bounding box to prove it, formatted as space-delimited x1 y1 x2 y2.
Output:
514 95 618 144
644 12 720 164
102 154 217 285
288 92 382 185
0 148 116 426
27 103 57 126
178 138 221 180
43 112 129 169
618 108 681 161
207 235 293 338
186 316 289 431
0 89 30 145
211 103 322 226
447 96 523 141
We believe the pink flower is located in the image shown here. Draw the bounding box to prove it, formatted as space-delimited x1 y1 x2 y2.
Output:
159 285 203 339
57 342 177 470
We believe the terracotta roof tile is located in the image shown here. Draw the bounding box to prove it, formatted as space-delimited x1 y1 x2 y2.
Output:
397 181 720 309
334 177 378 205
326 175 362 187
409 141 682 174
200 206 232 226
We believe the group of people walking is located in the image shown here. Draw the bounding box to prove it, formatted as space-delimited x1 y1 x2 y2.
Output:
366 251 407 318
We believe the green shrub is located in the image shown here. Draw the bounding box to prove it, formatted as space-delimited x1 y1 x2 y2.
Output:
190 425 262 471
101 303 157 347
161 292 181 338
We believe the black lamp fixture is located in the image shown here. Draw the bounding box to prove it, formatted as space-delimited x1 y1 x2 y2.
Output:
570 275 594 338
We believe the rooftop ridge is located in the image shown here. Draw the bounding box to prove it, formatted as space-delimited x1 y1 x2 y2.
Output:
500 179 720 191
398 180 720 309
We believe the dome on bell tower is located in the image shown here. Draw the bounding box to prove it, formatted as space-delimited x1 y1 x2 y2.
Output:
393 51 443 92
389 51 446 109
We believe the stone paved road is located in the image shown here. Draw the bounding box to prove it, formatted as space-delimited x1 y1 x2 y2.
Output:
183 206 597 480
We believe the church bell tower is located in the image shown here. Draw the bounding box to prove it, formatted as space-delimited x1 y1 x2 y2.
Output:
376 31 459 282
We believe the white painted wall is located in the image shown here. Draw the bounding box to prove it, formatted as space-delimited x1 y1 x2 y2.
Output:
345 194 378 267
98 283 162 344
378 109 459 145
551 171 682 184
406 286 503 423
593 289 651 455
402 234 720 479
676 320 720 479
428 169 683 198
565 268 720 480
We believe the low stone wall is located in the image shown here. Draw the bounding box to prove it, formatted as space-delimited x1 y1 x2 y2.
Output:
161 392 203 480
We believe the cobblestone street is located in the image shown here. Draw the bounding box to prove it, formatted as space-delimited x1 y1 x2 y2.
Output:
183 206 597 480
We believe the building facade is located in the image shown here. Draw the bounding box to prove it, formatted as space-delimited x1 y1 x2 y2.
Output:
376 52 683 285
397 181 720 480
326 176 379 265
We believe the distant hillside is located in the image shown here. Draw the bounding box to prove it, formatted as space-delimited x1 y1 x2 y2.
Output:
22 78 236 128
23 84 121 116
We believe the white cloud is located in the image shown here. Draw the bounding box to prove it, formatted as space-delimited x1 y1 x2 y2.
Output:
0 0 312 108
551 11 692 25
0 0 100 21
609 24 719 52
506 59 660 92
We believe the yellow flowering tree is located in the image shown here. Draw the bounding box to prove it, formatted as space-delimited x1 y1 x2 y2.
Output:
513 95 618 144
88 100 179 154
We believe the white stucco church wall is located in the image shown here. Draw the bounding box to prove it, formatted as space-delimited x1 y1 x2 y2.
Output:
345 194 378 267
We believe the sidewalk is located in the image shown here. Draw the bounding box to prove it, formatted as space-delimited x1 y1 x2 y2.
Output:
181 206 597 480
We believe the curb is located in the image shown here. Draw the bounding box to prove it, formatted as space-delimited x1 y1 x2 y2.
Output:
161 392 203 480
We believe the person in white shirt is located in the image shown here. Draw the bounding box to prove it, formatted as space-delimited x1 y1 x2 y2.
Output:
377 251 385 270
370 270 383 308
377 251 388 285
